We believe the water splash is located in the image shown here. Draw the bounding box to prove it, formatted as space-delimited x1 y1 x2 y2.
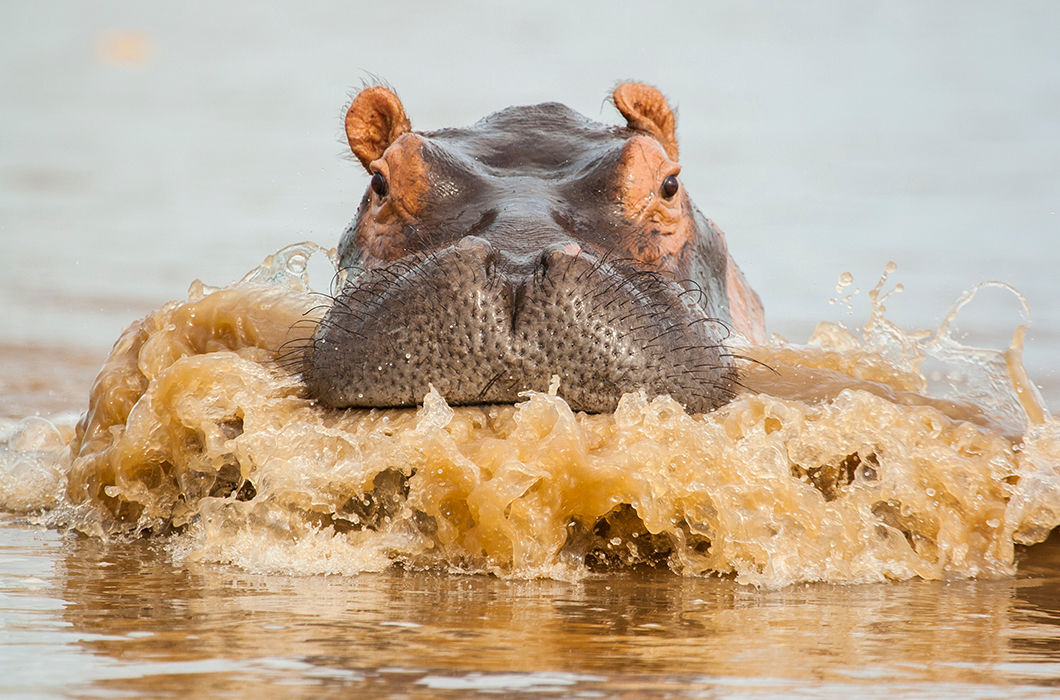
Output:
1 248 1057 587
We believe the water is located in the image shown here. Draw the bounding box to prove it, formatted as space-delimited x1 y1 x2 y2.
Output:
3 1 1060 697
3 522 1060 698
2 246 1058 698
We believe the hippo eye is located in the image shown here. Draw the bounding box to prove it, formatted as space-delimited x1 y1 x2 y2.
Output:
370 171 389 198
661 174 680 199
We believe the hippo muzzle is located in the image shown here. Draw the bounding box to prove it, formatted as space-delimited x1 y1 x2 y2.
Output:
303 83 765 414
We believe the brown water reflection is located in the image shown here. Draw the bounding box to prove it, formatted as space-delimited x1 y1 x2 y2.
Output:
19 526 1055 697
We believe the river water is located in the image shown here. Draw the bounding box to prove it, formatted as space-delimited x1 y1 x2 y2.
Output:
3 1 1060 697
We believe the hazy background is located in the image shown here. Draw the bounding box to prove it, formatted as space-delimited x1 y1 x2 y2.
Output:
2 0 1058 401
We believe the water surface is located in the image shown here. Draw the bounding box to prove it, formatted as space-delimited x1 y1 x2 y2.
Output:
4 522 1060 698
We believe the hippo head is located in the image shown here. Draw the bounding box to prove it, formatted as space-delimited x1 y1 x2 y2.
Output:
302 83 764 414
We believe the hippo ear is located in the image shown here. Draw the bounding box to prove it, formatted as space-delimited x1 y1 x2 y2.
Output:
345 86 412 171
612 82 679 162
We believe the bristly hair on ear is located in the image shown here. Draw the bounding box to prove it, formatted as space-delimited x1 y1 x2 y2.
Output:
610 81 680 162
336 73 403 164
342 82 412 171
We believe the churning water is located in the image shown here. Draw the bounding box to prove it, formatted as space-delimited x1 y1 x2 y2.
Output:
3 244 1060 698
4 244 1059 590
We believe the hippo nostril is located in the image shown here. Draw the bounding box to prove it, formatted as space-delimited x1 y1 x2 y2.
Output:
558 241 583 258
455 235 493 254
540 241 584 271
452 235 501 285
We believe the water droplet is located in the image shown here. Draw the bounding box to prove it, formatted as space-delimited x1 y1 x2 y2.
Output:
404 353 412 360
835 271 854 293
286 254 307 274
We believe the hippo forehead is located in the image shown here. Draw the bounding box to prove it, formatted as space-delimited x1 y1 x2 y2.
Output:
421 102 631 179
341 94 697 277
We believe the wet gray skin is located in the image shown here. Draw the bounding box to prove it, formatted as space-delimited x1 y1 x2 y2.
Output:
302 84 764 414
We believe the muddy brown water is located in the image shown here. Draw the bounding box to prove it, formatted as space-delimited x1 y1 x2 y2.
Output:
4 1 1060 697
2 246 1059 698
3 523 1060 698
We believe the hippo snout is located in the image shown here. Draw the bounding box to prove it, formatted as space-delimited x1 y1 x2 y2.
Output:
300 82 765 414
304 237 735 413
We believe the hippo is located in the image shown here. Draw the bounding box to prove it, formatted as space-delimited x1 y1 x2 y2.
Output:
302 82 765 414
